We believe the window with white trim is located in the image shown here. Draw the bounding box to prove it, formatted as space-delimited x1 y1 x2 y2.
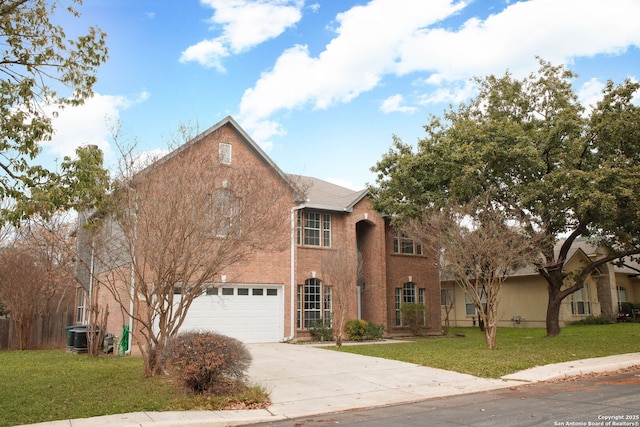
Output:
465 292 488 316
393 228 422 255
297 279 332 329
76 288 86 323
395 282 425 326
617 285 628 303
570 284 592 315
297 211 331 247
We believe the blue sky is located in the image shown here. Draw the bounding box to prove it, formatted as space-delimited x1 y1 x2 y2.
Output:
43 0 640 190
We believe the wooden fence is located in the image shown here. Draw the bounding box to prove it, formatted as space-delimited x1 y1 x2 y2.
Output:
0 311 74 351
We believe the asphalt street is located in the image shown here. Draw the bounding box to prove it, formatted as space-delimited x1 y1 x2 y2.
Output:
244 368 640 427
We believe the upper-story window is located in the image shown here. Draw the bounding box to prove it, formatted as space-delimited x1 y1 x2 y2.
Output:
219 143 232 165
393 228 422 255
297 211 331 247
212 188 238 237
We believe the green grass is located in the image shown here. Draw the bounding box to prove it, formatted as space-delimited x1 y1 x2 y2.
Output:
333 323 640 378
0 350 268 427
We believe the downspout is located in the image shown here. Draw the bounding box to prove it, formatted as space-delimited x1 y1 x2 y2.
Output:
86 241 95 325
126 262 135 354
126 208 138 355
284 204 306 341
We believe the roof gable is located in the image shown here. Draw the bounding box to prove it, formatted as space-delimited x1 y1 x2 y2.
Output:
137 116 299 196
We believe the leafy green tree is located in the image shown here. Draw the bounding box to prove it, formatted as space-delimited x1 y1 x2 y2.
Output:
370 59 640 337
0 0 109 224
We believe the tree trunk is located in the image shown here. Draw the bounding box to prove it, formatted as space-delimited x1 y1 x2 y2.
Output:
546 288 562 337
144 343 167 377
596 275 615 323
485 325 497 350
15 318 32 350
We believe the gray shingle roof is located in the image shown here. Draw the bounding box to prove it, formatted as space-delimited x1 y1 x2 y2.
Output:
288 174 368 212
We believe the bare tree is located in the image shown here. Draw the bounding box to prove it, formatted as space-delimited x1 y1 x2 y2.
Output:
91 133 293 375
17 215 77 314
440 288 455 336
0 248 48 349
0 215 78 349
321 248 361 347
408 200 539 349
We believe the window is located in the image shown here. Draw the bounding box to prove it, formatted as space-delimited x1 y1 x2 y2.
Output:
213 188 239 237
395 282 425 326
297 279 332 329
465 294 476 315
617 286 628 303
571 284 592 315
252 288 264 296
465 292 487 316
238 288 249 296
221 288 234 296
267 288 278 296
617 286 629 313
76 288 86 323
441 289 454 306
297 211 331 247
403 282 416 304
219 143 232 165
393 228 422 255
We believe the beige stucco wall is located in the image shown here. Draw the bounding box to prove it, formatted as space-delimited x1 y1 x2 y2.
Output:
441 258 610 330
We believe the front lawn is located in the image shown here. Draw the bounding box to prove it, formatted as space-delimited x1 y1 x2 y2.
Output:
0 350 268 427
333 323 640 378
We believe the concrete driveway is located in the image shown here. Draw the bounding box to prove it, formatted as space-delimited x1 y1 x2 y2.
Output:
246 342 520 419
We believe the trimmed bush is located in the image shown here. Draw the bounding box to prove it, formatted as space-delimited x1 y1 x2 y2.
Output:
572 315 612 325
345 319 368 341
344 319 385 341
401 303 429 336
163 331 252 394
366 322 385 340
309 320 333 342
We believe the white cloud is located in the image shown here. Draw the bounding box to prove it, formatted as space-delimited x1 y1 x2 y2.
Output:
43 91 150 159
577 78 606 113
380 94 417 114
418 80 478 106
237 0 640 144
180 0 304 71
239 0 464 139
395 0 640 82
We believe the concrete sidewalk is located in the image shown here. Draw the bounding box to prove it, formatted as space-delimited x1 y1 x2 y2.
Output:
18 344 640 427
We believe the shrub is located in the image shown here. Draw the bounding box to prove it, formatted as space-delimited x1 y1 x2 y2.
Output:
365 322 385 340
163 331 252 394
572 315 611 325
401 303 429 336
309 320 333 342
345 319 368 341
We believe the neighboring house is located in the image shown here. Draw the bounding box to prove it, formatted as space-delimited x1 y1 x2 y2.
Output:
74 116 440 347
441 240 640 328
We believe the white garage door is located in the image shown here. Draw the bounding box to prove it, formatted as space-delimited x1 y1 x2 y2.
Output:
179 284 284 343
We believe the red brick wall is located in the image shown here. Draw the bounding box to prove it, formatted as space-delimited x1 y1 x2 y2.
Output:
384 218 441 335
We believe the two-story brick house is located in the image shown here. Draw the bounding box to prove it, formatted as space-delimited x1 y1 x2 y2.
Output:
75 116 440 348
